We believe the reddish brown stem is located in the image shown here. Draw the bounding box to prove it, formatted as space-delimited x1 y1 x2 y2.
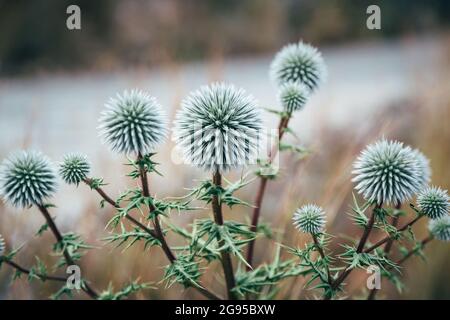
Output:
137 154 175 262
396 235 433 265
135 155 221 300
3 259 67 282
367 235 433 300
83 178 157 238
246 115 291 270
368 203 401 300
312 234 331 284
37 205 98 299
364 214 424 253
328 204 379 296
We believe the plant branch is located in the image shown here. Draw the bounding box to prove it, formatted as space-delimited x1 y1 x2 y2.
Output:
247 114 291 270
367 203 401 300
137 154 176 262
328 204 379 297
364 214 424 253
312 234 331 284
396 235 433 265
36 204 99 299
367 235 434 300
83 178 157 238
212 170 237 300
136 154 221 300
2 259 67 282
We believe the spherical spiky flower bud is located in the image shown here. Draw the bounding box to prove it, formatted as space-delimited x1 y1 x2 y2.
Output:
59 153 90 186
0 234 5 257
173 83 262 172
412 149 431 189
270 42 326 91
352 139 422 206
278 81 310 113
428 216 450 242
0 151 57 208
417 186 449 219
99 89 168 155
293 204 326 235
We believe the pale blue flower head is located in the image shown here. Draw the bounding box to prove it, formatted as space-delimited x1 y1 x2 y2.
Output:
429 216 450 241
352 139 422 205
0 234 5 257
293 204 326 235
99 89 168 155
412 149 431 190
417 186 449 219
278 81 310 113
270 42 326 92
174 83 262 172
0 151 57 208
59 153 90 186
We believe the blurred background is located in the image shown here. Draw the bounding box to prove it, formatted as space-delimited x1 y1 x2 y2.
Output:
0 0 449 299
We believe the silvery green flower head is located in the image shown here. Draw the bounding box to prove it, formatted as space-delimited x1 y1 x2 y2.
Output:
293 204 326 235
412 149 431 189
0 234 5 257
99 89 168 155
428 216 450 242
173 82 262 173
352 139 422 206
270 41 326 92
0 151 57 208
417 186 449 219
59 153 90 186
278 81 310 113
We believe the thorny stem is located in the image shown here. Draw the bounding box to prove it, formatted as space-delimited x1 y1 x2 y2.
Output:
136 154 221 300
137 154 176 263
83 178 157 238
36 204 99 299
212 170 237 300
396 235 433 265
329 205 425 299
367 235 434 300
368 203 401 300
312 234 332 284
2 259 67 282
364 214 425 253
327 204 380 297
247 114 291 270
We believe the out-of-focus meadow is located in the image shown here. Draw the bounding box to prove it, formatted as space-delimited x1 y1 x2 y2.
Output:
0 0 449 299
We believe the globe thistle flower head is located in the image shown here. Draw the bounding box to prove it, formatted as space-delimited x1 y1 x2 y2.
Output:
0 234 5 257
99 89 168 155
293 204 326 235
428 216 450 242
278 81 310 113
352 139 422 206
0 151 57 208
59 153 90 186
412 149 431 189
270 42 326 92
417 186 449 219
173 83 262 172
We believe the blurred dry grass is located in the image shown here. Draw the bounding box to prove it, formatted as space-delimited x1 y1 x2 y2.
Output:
1 39 450 300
